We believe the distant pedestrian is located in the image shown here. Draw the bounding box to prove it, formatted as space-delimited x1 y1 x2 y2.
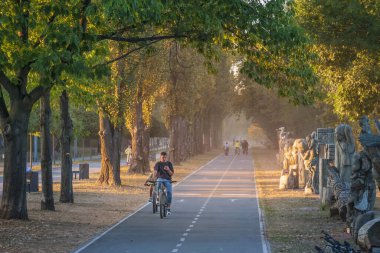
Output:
125 145 132 164
224 142 229 156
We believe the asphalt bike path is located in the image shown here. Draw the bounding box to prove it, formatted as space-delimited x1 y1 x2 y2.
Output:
73 152 268 253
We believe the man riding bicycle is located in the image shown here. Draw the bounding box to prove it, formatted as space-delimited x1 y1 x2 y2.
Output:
153 152 174 215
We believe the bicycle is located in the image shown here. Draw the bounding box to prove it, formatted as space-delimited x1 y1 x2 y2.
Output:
314 231 361 253
147 180 176 218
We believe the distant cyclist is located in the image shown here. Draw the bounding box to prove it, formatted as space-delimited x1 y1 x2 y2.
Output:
234 140 241 155
144 172 156 202
153 152 174 215
224 142 229 156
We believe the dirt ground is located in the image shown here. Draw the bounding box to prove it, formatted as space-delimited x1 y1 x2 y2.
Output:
0 150 220 253
253 148 380 253
1 149 379 253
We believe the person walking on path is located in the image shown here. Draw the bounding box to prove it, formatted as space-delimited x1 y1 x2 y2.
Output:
153 152 174 215
224 142 229 156
124 145 132 165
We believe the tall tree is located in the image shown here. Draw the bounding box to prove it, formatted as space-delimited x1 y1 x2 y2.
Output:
59 90 74 203
40 89 55 210
295 0 380 121
97 44 127 186
126 45 168 174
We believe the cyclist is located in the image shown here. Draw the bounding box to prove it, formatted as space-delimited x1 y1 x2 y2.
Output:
144 172 156 202
234 140 241 155
153 152 174 215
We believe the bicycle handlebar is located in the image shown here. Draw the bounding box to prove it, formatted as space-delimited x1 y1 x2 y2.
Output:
145 180 177 185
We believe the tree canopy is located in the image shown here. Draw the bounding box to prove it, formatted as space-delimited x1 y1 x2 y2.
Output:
295 0 380 121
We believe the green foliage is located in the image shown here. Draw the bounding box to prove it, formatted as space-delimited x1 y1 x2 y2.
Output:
0 0 321 136
295 0 380 121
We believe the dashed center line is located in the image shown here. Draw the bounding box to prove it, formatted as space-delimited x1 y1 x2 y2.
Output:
170 156 236 253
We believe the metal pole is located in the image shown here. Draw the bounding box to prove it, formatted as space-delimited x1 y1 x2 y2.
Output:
29 133 32 170
52 134 55 165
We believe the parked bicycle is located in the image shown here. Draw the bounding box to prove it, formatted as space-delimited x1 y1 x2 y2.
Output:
314 231 361 253
147 180 176 218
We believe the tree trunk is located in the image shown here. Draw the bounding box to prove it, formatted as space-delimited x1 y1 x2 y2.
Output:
97 109 116 185
169 115 181 164
203 112 211 152
194 114 204 155
142 126 150 173
111 123 122 186
179 118 189 161
40 90 55 210
0 101 31 219
59 90 74 203
128 87 150 174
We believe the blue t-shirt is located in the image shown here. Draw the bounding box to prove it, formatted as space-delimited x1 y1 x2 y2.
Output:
154 161 174 180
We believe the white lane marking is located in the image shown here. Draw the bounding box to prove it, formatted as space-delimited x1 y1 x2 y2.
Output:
176 244 182 247
222 193 250 196
186 229 191 232
230 199 237 203
176 193 202 196
183 233 188 236
253 160 271 253
72 201 150 253
174 154 222 186
179 199 184 202
171 154 237 253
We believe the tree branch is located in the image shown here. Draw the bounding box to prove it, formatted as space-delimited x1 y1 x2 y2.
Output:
33 13 57 48
29 85 52 106
94 34 187 43
0 87 10 124
0 70 16 95
94 39 162 67
19 0 30 44
18 64 31 96
81 0 91 33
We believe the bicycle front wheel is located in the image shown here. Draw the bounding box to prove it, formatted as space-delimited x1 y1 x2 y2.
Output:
152 191 157 213
159 193 167 219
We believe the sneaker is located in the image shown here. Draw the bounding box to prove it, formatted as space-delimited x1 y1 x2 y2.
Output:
167 209 171 216
148 197 152 202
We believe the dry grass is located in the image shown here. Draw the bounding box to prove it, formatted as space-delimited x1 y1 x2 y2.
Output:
0 150 220 253
253 148 380 253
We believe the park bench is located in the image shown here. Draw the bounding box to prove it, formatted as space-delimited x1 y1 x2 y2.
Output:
72 163 89 180
72 170 80 179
